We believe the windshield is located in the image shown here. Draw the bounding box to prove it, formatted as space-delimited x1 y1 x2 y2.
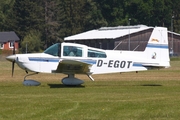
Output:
44 43 61 57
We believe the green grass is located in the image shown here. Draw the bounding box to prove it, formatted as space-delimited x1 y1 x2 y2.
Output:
0 60 180 120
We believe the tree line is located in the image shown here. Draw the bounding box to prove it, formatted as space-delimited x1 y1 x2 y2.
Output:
0 0 180 52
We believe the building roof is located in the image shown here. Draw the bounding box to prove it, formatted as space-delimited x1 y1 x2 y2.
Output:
0 31 20 43
168 31 180 36
64 25 153 41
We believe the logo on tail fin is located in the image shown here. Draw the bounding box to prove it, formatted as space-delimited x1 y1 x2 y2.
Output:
151 38 159 43
152 52 157 59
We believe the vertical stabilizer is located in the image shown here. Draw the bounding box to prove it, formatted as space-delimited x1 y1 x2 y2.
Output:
144 27 170 67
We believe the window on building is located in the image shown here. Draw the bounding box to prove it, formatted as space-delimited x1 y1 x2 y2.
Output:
9 42 14 48
88 49 107 58
63 46 82 57
0 43 4 49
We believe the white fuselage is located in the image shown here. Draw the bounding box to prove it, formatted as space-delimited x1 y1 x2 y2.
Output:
13 48 169 75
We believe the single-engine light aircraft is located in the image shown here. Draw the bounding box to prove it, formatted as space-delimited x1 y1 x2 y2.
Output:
6 27 170 86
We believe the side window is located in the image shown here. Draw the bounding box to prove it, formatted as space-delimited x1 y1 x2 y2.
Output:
88 49 107 58
63 46 82 57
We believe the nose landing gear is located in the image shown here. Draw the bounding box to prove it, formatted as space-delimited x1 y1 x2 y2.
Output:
23 72 41 86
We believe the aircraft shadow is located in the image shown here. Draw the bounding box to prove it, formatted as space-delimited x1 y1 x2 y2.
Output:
140 84 162 87
48 84 85 88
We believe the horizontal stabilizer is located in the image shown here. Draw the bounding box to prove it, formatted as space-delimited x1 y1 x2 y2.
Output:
142 63 169 69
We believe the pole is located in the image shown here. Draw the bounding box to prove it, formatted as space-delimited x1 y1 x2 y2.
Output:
128 18 131 51
26 42 27 53
171 16 174 56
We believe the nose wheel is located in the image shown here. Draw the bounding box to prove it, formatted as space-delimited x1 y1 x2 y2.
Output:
23 72 41 86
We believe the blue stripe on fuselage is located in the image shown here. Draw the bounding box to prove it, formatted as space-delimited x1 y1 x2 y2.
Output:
147 43 168 49
29 57 97 64
81 59 97 64
133 63 143 67
29 57 60 62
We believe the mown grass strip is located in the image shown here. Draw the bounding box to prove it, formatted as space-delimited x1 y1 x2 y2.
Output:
0 60 180 120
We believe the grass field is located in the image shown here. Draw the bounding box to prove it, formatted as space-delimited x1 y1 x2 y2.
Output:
0 58 180 120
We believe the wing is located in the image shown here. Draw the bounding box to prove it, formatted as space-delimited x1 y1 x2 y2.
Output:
55 59 96 74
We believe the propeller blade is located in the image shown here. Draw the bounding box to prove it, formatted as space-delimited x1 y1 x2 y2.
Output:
12 42 15 77
12 60 15 77
13 41 15 55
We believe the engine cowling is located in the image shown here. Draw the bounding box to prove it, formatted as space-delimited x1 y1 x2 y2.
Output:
62 77 84 86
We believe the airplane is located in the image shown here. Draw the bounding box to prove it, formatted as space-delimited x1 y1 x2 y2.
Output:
6 27 170 86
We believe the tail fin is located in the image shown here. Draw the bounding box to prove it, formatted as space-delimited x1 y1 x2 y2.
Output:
144 27 170 68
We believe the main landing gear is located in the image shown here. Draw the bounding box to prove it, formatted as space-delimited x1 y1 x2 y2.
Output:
61 74 94 86
61 74 84 86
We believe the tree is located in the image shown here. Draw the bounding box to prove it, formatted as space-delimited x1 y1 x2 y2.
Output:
151 0 172 27
44 0 62 48
57 0 108 39
125 0 153 25
83 0 108 31
0 0 15 31
9 0 44 39
20 30 43 53
96 0 125 26
58 0 87 38
171 0 180 33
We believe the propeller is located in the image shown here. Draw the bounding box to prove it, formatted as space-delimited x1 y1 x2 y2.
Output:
12 41 15 77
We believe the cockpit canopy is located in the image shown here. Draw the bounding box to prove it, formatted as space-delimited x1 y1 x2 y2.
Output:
44 42 107 58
